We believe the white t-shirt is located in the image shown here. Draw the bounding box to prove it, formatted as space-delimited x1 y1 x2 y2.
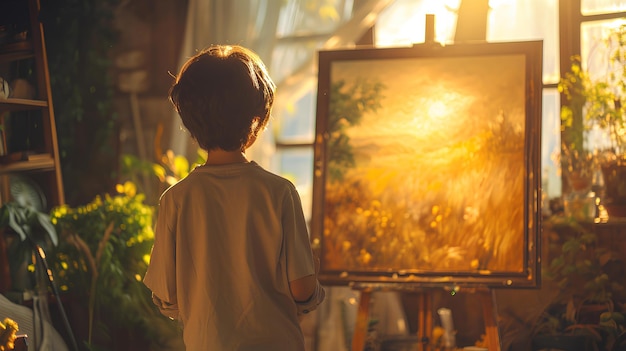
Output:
144 161 316 351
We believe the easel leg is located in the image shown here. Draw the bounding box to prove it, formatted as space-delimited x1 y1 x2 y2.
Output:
417 292 433 351
480 290 501 351
351 289 372 351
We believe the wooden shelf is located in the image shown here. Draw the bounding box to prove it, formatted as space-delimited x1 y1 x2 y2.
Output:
0 154 55 174
0 0 65 312
0 40 35 63
0 40 33 53
0 0 65 213
0 98 48 111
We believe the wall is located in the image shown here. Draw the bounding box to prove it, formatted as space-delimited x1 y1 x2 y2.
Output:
111 0 187 174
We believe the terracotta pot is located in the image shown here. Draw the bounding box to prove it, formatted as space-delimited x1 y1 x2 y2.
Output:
577 303 610 325
601 160 626 218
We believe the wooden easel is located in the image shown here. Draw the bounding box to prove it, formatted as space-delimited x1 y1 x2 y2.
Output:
479 289 501 351
350 286 501 351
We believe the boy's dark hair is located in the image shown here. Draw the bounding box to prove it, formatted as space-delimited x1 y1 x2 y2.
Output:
169 45 276 151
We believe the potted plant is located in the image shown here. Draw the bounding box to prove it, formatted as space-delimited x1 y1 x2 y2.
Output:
559 24 626 218
48 181 182 351
0 199 58 298
532 217 626 350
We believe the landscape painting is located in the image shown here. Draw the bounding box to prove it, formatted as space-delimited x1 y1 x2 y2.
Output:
311 41 543 288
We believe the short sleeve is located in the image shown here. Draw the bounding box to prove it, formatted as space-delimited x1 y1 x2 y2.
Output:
143 192 178 305
283 184 316 282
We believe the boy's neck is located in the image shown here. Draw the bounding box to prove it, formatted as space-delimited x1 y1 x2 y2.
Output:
204 149 249 165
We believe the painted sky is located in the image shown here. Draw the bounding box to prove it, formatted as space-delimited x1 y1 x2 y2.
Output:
332 54 526 161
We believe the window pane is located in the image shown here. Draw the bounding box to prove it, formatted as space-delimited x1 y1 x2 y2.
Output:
579 19 626 158
276 0 352 37
581 18 625 79
274 90 316 143
542 88 562 200
375 0 559 84
582 0 626 15
270 40 324 84
273 148 314 219
487 0 560 84
375 0 460 47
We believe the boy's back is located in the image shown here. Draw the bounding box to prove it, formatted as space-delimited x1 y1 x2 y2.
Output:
144 161 314 350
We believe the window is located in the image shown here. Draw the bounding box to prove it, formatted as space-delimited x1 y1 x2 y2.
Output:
373 0 561 200
269 0 624 218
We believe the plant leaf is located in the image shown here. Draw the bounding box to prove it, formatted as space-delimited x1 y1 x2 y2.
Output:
8 209 27 241
36 212 58 246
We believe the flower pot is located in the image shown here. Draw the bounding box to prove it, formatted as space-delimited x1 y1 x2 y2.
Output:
532 334 594 351
600 160 626 218
577 303 610 325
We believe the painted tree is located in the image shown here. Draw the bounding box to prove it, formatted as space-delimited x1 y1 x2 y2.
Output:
327 78 385 181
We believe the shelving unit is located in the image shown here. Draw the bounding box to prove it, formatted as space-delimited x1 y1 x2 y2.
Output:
0 0 65 209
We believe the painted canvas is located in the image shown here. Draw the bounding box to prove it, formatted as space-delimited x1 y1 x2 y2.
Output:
311 41 543 288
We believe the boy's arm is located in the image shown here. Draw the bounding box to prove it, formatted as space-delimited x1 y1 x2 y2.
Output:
289 256 325 315
283 185 325 314
290 274 318 302
144 193 179 319
290 277 325 315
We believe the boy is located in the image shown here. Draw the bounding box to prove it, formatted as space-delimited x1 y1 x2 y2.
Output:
143 45 325 351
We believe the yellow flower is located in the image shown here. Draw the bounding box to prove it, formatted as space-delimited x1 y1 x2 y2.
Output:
342 241 351 251
431 326 445 346
0 317 19 351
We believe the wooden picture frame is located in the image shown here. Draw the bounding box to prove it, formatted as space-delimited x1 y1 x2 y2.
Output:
311 41 543 289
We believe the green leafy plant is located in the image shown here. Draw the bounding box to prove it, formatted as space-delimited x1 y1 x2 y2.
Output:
534 217 626 349
49 182 180 351
559 24 626 155
120 148 207 205
558 24 626 219
548 225 620 304
0 201 57 245
0 201 57 294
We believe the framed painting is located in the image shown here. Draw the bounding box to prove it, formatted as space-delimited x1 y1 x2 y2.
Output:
311 41 543 289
